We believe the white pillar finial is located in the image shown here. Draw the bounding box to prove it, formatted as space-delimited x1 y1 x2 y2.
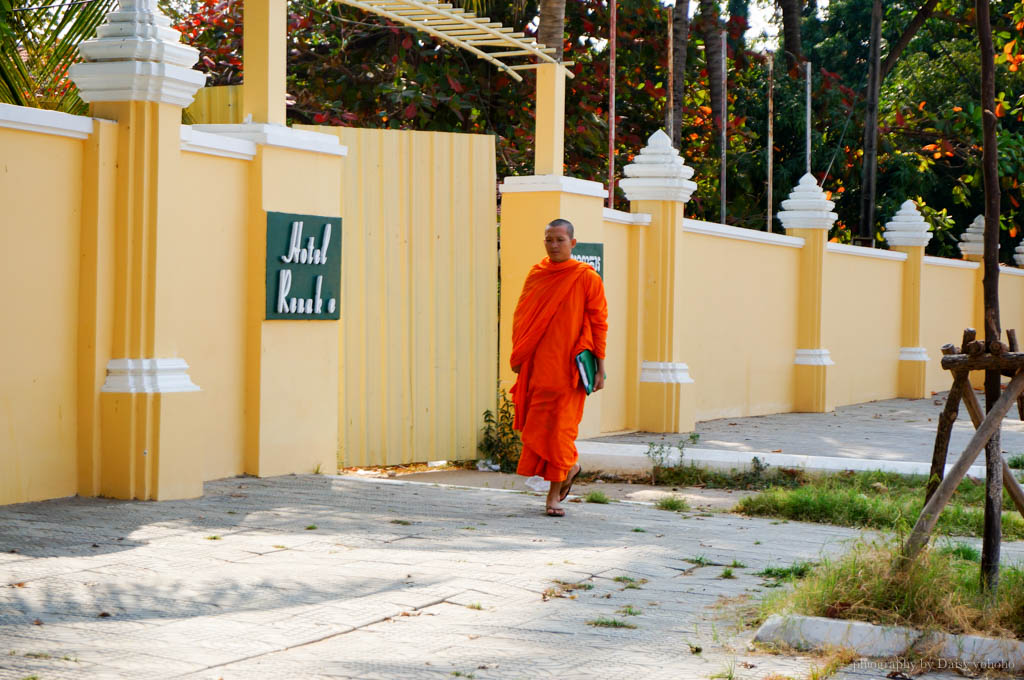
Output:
776 173 837 231
958 215 987 258
69 0 206 106
618 129 698 203
883 200 932 248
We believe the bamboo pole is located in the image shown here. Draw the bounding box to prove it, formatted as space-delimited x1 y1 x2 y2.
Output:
901 370 1024 562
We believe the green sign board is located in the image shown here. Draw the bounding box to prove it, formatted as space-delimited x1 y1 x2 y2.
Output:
573 242 604 278
266 211 342 320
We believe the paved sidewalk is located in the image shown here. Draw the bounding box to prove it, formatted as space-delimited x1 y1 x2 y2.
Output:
0 475 862 679
591 393 1024 464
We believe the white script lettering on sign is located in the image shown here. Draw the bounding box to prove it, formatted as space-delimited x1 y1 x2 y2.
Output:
276 220 338 316
575 254 601 275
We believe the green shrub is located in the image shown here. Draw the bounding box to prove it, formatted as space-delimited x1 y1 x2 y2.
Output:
478 389 522 473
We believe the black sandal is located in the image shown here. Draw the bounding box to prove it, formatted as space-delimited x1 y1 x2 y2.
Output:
559 464 582 502
546 506 565 517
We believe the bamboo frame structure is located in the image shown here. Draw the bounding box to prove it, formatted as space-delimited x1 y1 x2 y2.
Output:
337 0 575 82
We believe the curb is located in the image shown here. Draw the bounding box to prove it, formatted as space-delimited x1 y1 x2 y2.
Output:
576 441 994 479
754 614 1024 671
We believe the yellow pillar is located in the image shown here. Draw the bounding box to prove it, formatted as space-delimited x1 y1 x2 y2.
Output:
779 174 838 413
534 63 566 176
243 0 287 125
620 130 698 433
886 200 934 399
70 0 208 499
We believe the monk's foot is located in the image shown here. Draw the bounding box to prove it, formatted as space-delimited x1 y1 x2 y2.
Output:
545 505 565 517
559 464 582 502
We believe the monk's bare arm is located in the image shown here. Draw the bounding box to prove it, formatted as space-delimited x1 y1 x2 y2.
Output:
594 357 606 391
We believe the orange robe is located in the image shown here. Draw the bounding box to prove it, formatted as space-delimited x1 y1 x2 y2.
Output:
510 257 608 482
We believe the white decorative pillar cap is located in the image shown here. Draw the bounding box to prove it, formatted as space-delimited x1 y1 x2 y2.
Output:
1014 240 1024 267
777 173 837 231
959 215 990 257
619 129 697 203
69 0 206 106
884 200 932 248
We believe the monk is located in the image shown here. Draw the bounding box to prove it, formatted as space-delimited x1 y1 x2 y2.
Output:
510 218 608 517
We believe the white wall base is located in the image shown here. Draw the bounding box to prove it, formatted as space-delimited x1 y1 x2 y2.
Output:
101 358 200 393
794 349 834 366
639 361 693 384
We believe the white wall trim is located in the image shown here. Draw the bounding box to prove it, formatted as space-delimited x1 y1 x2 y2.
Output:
899 347 930 362
682 218 805 248
1000 264 1024 277
0 103 94 139
101 358 201 393
191 123 348 157
923 256 979 270
180 125 256 160
603 207 651 226
794 349 835 366
499 174 607 198
639 361 694 384
826 242 907 261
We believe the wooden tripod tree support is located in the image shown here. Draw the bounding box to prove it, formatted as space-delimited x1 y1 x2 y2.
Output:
901 327 1024 563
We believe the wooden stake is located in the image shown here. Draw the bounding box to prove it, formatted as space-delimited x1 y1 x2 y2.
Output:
1007 329 1023 419
901 370 1024 562
958 384 1024 517
926 373 966 503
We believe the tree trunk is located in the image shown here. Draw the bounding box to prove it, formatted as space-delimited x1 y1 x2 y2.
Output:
698 0 724 133
778 0 803 68
667 0 691 148
856 0 882 246
977 0 1002 594
537 0 566 62
880 0 940 80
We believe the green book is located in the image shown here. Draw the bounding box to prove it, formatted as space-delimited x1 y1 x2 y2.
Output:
576 349 598 395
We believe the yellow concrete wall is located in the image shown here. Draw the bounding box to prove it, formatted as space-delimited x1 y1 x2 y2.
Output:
823 250 902 406
0 127 85 504
682 230 800 420
166 152 250 482
598 219 637 432
185 85 244 125
999 269 1024 356
921 261 978 393
302 126 498 467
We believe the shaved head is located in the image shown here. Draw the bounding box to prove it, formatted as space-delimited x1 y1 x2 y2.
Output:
547 218 574 239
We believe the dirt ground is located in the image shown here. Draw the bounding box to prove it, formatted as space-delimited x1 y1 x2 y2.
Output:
339 467 756 511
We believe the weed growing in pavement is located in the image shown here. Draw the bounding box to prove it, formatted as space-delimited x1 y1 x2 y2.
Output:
450 672 475 678
305 525 317 530
586 617 637 629
616 605 642 616
478 389 522 473
685 555 711 567
614 576 648 589
390 519 412 526
584 490 610 504
729 559 746 568
632 527 647 532
204 535 221 541
466 603 483 610
756 562 814 581
762 538 1024 638
709 660 735 679
543 580 593 600
655 496 689 512
806 647 858 680
720 568 736 579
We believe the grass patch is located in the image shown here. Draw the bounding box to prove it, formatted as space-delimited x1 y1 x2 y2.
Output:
1008 454 1024 469
613 576 648 589
544 579 593 599
304 525 317 530
466 602 483 610
729 559 746 568
719 567 736 579
766 539 1024 639
616 605 642 616
584 490 610 504
684 555 711 566
586 617 637 629
390 519 412 526
632 527 646 532
757 561 815 581
655 496 689 512
735 469 1024 539
204 535 221 541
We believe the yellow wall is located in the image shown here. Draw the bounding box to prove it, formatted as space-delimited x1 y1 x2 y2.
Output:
302 126 498 467
682 231 800 419
185 85 244 125
921 261 978 392
598 219 637 432
823 251 902 406
168 152 250 482
0 128 84 504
